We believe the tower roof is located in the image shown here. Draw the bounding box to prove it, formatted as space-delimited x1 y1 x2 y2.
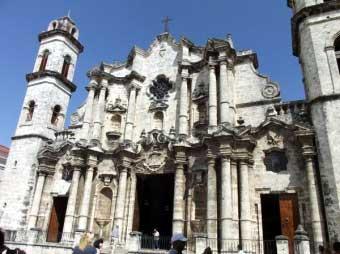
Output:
38 16 84 53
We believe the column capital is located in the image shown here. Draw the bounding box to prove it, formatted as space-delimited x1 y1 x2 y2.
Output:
181 68 189 79
218 56 228 65
129 80 141 91
87 154 98 168
100 78 109 87
239 159 249 165
208 63 217 70
72 157 85 168
86 81 98 91
207 156 216 165
37 170 48 177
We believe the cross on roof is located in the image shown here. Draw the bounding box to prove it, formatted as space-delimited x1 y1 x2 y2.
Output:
162 16 172 33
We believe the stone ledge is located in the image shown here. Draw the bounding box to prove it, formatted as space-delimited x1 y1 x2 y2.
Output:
26 70 77 92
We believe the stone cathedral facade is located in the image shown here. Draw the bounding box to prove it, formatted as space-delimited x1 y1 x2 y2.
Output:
2 0 340 253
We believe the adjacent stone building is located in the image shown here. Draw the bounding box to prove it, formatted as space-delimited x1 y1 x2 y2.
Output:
0 145 9 183
1 1 340 253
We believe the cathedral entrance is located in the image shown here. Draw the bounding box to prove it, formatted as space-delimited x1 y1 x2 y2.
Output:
134 173 174 248
46 196 68 242
261 194 299 254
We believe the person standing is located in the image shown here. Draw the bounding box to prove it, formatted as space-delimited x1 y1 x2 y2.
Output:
168 233 187 254
93 238 103 254
153 229 160 249
111 225 119 249
73 232 96 254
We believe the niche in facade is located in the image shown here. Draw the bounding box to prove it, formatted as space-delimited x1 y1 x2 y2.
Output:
263 149 288 173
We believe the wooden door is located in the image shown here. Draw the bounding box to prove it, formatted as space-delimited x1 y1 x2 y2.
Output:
279 194 299 253
47 203 59 242
46 197 68 242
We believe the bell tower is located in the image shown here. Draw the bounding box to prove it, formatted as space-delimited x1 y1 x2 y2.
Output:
288 0 340 244
0 17 83 230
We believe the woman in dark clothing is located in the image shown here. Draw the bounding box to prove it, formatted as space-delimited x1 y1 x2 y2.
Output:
93 238 104 254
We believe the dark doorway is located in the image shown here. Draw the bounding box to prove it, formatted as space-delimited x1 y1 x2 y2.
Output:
47 196 68 242
261 194 299 254
136 174 174 248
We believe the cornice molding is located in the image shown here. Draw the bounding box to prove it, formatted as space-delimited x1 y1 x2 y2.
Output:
87 69 145 84
26 70 77 92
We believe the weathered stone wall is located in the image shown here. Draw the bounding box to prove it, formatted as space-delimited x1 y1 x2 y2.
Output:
299 9 340 241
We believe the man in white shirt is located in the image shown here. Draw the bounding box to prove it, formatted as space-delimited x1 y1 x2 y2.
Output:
153 229 160 249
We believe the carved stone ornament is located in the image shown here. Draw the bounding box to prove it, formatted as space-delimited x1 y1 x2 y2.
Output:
148 74 174 101
266 131 282 147
149 100 169 111
106 98 127 113
262 83 280 99
135 151 168 173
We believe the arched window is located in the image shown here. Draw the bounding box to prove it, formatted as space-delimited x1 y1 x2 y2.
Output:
71 27 77 36
111 114 122 131
61 55 71 78
51 105 61 125
26 100 35 121
39 50 49 71
52 22 57 30
154 111 163 130
334 36 340 72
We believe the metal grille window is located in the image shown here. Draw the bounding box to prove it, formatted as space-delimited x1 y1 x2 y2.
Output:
264 150 288 173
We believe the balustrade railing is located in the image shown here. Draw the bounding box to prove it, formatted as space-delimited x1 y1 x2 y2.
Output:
4 230 75 246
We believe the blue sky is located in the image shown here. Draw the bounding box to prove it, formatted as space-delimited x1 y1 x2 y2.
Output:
0 0 303 147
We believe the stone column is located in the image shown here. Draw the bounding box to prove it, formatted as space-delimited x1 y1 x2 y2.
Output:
63 167 81 234
239 160 251 241
114 166 128 241
173 162 186 234
126 172 137 235
124 84 138 142
219 56 230 125
220 156 233 241
305 156 323 247
206 156 218 239
208 62 218 129
78 155 96 231
28 171 46 229
231 160 239 239
227 68 235 124
82 82 96 140
186 186 193 237
92 82 107 142
179 69 189 136
89 187 98 232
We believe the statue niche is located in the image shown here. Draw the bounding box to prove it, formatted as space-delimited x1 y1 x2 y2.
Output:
95 187 113 239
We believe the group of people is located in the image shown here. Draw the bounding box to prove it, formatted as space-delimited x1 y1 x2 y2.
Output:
0 229 25 254
72 232 103 254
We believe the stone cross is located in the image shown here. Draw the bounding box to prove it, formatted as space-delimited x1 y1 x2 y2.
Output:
162 16 172 33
